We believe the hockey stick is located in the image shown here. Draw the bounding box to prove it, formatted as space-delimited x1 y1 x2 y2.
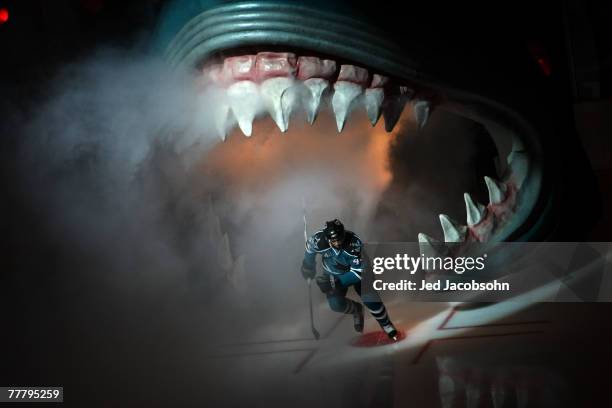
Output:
303 198 320 340
307 278 319 340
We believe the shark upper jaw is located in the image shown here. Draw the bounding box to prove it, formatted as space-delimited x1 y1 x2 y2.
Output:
197 50 434 137
162 2 545 247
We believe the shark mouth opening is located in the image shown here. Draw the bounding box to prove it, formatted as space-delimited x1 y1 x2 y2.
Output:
190 48 539 250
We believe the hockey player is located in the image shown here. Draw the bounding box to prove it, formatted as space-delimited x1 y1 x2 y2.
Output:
301 219 398 340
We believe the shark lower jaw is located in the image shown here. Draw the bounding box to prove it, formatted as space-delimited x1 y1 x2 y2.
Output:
163 3 545 246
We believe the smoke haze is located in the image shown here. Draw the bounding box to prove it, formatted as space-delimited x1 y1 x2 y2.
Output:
2 46 490 405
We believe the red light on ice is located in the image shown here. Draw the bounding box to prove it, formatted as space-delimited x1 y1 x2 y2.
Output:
0 8 9 25
351 329 406 347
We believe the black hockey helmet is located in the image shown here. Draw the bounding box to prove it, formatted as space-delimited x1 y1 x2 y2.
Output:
324 219 345 242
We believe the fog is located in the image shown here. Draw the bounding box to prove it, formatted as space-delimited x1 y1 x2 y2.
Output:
3 47 491 404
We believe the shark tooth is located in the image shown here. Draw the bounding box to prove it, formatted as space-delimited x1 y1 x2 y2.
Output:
484 176 507 204
507 150 528 189
439 214 467 243
332 81 363 132
226 80 260 137
413 99 431 129
382 89 412 132
303 78 329 124
364 88 385 126
260 77 298 132
418 232 441 258
464 193 486 226
214 104 232 141
203 86 234 141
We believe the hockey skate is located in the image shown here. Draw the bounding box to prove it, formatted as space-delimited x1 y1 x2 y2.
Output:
382 322 398 341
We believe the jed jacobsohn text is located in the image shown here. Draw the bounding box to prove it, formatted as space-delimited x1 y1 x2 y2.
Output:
373 279 510 292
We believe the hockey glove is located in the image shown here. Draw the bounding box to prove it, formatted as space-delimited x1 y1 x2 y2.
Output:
316 274 339 294
301 262 316 280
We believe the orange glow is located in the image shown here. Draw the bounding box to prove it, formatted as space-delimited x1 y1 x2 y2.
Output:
197 111 398 197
